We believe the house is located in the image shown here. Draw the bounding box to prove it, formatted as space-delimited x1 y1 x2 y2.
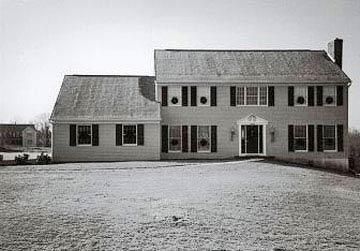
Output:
0 124 37 148
50 38 351 170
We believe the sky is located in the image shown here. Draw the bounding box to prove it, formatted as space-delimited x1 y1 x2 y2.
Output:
0 0 359 127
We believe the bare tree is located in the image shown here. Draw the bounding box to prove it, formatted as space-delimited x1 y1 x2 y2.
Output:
30 113 51 147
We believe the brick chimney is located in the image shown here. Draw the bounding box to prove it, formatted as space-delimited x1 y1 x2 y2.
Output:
328 38 343 68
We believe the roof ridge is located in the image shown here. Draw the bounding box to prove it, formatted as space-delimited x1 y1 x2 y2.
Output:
69 75 154 78
155 49 325 52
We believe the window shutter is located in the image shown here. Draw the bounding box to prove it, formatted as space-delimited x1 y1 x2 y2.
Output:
116 124 122 146
210 87 217 106
70 124 77 146
337 124 344 152
308 86 315 106
181 86 188 106
259 125 263 153
137 124 144 146
316 86 323 106
182 125 188 152
317 125 323 152
268 86 275 106
288 87 294 106
161 86 168 106
308 124 314 152
92 124 99 146
288 125 294 152
191 86 197 106
191 125 197 152
161 125 168 153
230 86 236 106
211 125 217 152
337 86 343 106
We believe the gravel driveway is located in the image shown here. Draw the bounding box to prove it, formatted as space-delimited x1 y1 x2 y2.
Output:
0 160 359 250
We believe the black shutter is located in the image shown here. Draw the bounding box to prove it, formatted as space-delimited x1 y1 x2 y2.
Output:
230 86 236 106
288 125 294 152
182 125 188 152
161 86 168 106
308 86 315 106
161 125 168 153
181 86 188 106
316 86 323 106
211 125 217 152
268 86 275 106
191 125 197 152
317 125 323 152
337 124 344 152
190 86 197 106
288 87 294 106
137 124 144 146
259 125 263 153
116 124 122 146
308 124 314 152
92 124 99 146
210 86 217 106
337 86 343 106
70 124 77 146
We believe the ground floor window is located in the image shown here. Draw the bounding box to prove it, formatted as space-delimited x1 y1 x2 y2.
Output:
123 125 137 145
294 125 307 151
198 126 210 152
78 125 92 145
169 126 181 151
323 125 336 151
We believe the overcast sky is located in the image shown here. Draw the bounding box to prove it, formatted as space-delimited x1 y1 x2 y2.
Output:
0 0 359 127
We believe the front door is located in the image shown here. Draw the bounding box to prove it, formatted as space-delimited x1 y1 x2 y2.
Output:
246 125 259 153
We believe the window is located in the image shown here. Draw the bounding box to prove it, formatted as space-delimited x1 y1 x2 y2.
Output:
236 86 267 106
123 125 137 145
169 126 181 151
294 87 307 106
198 126 210 152
197 86 210 106
323 86 336 106
294 125 307 151
78 125 92 145
323 125 336 151
168 87 181 106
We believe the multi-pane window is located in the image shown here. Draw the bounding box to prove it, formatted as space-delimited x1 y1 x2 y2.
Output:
197 87 210 106
294 125 307 151
78 125 92 145
294 87 307 106
236 86 267 106
323 125 336 151
198 126 210 152
169 126 181 151
168 87 181 106
123 125 137 145
323 86 336 106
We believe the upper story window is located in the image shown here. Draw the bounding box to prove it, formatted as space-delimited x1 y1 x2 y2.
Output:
323 125 336 151
169 126 181 152
78 125 92 145
197 87 210 106
198 126 210 152
294 125 307 151
294 86 307 106
168 87 181 106
323 86 336 106
123 125 137 145
236 86 267 106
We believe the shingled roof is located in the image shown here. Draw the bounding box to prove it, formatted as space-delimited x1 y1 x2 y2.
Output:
154 49 351 83
50 75 160 122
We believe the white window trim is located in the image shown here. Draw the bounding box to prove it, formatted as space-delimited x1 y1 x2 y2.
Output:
236 86 268 106
168 125 182 153
323 86 337 107
294 86 308 107
168 87 181 107
197 86 210 107
323 125 337 152
197 125 211 153
77 125 92 146
122 124 137 146
294 125 308 152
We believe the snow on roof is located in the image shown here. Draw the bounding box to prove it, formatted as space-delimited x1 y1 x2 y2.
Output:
50 75 160 122
154 49 351 83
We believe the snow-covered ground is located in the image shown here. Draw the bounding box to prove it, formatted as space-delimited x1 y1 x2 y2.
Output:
0 160 359 250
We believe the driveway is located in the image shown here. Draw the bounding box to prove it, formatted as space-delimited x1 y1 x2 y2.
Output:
0 160 359 250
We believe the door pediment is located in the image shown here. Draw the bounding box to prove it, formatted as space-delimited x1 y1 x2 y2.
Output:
237 114 268 125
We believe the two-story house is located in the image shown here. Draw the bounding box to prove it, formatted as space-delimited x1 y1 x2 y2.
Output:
50 39 351 170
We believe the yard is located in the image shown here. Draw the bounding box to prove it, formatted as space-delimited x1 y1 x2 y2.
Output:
0 160 359 250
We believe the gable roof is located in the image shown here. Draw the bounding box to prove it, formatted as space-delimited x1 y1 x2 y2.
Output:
0 124 36 133
50 75 160 122
154 49 351 83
